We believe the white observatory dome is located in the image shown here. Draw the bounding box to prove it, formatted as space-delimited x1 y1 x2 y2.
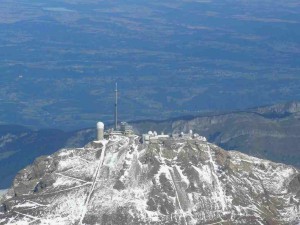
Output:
97 122 104 129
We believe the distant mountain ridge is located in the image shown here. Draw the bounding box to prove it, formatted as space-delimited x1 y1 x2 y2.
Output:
1 101 300 189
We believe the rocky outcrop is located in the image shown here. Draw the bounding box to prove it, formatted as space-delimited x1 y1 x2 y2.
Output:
253 101 300 117
0 135 299 224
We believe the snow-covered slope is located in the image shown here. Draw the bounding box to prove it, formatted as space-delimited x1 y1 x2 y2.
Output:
0 134 299 224
0 190 7 202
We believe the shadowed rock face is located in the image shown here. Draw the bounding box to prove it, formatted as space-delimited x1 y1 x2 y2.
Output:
0 135 299 224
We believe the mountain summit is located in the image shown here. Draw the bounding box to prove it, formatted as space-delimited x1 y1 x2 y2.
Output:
0 133 299 224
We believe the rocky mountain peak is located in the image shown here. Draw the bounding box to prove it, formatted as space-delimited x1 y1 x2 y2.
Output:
0 134 299 224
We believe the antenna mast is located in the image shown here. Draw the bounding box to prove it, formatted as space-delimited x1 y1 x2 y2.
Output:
114 82 118 130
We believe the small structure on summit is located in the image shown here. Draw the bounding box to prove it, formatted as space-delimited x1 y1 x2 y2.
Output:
114 82 118 131
96 122 104 141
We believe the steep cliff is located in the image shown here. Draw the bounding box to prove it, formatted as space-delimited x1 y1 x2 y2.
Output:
0 134 299 224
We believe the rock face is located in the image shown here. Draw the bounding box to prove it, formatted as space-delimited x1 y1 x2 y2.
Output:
0 134 299 225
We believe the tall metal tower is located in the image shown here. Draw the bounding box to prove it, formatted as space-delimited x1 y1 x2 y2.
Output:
114 82 118 130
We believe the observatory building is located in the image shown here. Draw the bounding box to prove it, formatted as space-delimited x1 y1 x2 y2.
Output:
142 131 169 144
94 83 207 144
120 122 133 136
